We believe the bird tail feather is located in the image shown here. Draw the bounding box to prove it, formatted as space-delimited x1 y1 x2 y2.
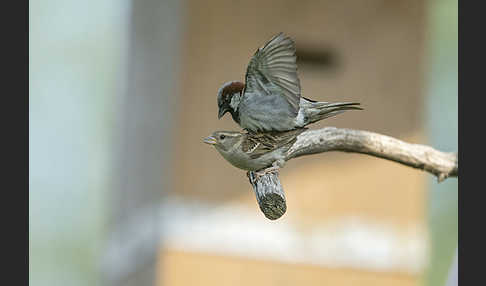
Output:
303 99 362 125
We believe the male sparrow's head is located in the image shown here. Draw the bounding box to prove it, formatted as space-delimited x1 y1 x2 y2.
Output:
203 131 243 153
217 81 245 120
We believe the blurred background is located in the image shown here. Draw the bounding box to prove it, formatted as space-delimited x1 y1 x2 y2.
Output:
29 0 457 285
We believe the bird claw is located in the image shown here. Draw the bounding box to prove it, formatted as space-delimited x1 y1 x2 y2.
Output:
254 166 280 181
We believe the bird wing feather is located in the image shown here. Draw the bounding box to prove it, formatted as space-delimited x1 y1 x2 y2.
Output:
242 128 307 159
243 33 301 114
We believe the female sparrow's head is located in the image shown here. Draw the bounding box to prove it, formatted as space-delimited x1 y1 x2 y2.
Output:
203 131 243 152
217 81 245 120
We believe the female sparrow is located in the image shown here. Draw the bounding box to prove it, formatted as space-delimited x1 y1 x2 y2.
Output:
217 32 362 133
203 128 306 173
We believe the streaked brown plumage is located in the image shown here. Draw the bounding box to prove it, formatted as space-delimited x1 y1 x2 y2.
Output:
203 128 307 171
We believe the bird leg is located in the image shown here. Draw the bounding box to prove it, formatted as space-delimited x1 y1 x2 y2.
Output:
254 166 280 181
253 160 284 181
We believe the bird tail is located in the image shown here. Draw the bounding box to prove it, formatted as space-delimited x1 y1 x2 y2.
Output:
300 97 362 125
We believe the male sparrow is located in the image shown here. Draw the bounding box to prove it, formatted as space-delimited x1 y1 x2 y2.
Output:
203 128 306 173
217 32 362 133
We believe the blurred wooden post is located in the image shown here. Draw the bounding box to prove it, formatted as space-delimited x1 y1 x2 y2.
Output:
101 1 180 285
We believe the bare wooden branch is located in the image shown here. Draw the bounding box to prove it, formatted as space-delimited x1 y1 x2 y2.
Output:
247 171 286 220
249 127 458 220
286 127 458 181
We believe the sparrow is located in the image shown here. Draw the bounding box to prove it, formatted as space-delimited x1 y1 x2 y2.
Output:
217 32 362 133
203 128 307 174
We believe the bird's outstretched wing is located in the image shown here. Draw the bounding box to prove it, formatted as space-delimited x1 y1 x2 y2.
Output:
242 128 306 159
244 33 301 113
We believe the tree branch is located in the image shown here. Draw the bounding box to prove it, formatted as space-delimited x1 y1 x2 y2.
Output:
286 127 458 181
249 127 458 220
247 171 286 220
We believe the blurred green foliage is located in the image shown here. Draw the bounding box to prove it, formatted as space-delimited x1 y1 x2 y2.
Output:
29 1 127 285
423 0 458 285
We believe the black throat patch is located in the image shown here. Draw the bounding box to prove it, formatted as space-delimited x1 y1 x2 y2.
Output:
229 106 240 124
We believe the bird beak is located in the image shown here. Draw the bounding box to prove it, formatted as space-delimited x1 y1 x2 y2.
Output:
203 136 217 145
218 107 228 119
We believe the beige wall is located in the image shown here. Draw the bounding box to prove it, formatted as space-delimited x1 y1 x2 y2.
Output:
158 249 416 286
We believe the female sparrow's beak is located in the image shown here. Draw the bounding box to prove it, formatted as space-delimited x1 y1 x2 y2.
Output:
203 136 217 145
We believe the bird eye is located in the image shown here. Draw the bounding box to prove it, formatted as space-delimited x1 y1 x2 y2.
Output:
219 135 225 140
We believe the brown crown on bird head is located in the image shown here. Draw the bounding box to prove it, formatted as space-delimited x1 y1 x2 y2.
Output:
220 81 244 99
217 81 246 121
